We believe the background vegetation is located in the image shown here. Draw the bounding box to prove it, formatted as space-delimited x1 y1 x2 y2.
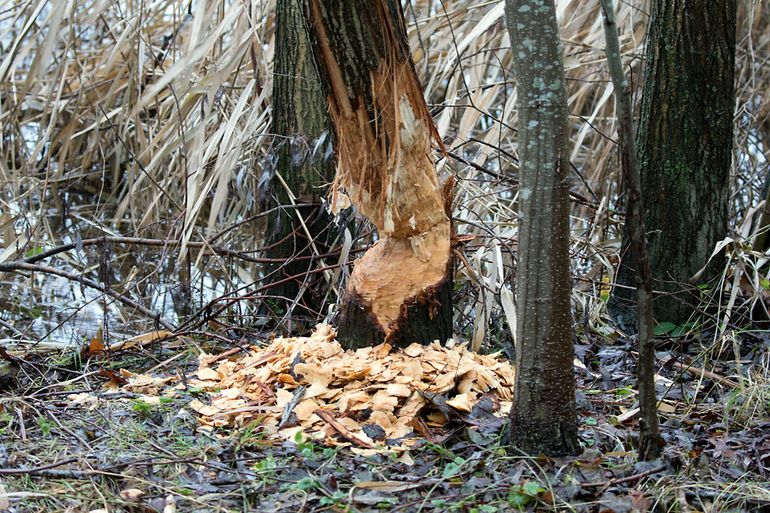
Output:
1 1 768 347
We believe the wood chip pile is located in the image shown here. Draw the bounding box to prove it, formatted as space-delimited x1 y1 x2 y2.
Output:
138 325 514 450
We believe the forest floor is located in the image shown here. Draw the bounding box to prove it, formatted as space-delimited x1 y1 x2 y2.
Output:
1 326 769 513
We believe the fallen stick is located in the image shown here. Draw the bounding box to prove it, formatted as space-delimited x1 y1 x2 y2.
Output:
0 457 78 475
315 410 374 448
581 464 666 488
668 359 739 388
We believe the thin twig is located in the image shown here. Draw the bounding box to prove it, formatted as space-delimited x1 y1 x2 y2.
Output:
0 262 174 330
601 0 663 460
0 457 78 475
580 464 667 488
21 236 319 265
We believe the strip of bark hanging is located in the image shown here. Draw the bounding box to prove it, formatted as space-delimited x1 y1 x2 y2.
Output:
304 0 452 348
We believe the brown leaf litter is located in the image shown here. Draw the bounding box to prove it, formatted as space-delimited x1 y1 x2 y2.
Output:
122 324 514 453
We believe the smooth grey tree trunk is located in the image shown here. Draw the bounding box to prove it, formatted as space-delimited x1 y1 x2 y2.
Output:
505 0 580 456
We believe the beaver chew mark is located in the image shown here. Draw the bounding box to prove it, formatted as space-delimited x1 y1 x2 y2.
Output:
307 0 452 348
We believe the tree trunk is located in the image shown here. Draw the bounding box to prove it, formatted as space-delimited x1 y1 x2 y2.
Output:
601 0 664 461
302 0 453 349
754 170 770 253
505 0 580 456
266 0 336 325
610 0 736 329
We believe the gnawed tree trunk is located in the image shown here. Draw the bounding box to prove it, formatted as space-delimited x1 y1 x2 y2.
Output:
505 0 580 456
609 0 736 329
303 0 452 349
266 0 336 325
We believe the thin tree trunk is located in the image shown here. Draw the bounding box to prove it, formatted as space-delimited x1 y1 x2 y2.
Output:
609 0 736 329
302 0 453 349
266 0 336 325
754 171 770 253
601 0 664 461
505 0 580 456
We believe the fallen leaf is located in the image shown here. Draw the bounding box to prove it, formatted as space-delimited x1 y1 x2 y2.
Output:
446 392 473 412
98 368 128 388
0 480 9 509
119 488 144 502
86 328 105 355
163 495 177 513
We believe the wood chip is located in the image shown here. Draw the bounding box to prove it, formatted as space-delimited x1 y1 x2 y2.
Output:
126 324 515 451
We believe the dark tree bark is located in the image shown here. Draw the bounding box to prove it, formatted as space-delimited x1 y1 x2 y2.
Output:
610 0 736 329
601 0 664 461
303 0 452 349
504 0 580 456
266 0 336 324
